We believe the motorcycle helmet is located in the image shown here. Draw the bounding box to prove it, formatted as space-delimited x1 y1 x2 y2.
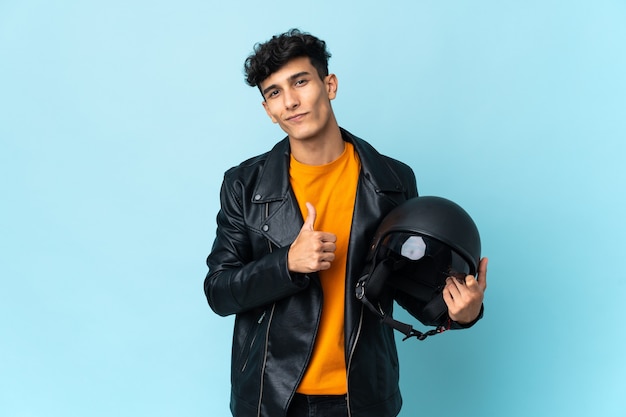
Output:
356 196 481 340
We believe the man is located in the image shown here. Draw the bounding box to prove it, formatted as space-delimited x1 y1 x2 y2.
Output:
204 29 487 417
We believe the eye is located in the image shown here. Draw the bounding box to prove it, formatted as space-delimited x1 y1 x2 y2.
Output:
295 79 308 86
267 89 280 99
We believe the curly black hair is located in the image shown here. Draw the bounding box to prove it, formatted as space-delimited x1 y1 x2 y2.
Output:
244 29 332 91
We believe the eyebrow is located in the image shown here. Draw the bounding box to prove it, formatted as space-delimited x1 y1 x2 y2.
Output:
262 71 311 96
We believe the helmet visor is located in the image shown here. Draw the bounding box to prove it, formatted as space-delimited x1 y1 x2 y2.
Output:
379 232 472 290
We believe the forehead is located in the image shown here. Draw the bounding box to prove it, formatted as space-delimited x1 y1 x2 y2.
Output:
259 56 316 89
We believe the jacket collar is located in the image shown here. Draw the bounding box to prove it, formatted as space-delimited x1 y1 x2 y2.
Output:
251 128 407 204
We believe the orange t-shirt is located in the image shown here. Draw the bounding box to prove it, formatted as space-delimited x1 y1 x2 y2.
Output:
289 142 360 395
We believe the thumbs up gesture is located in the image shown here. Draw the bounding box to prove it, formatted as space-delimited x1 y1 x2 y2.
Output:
287 202 337 273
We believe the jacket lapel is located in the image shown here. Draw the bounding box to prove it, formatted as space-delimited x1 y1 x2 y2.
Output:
342 129 413 355
251 138 304 248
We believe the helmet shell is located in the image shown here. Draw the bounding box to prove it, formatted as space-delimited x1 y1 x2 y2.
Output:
371 196 481 274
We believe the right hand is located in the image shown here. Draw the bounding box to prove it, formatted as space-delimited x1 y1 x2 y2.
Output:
287 202 337 273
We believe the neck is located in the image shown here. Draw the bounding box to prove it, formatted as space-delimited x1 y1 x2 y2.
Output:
289 123 344 166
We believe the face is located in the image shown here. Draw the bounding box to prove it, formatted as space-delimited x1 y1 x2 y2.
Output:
260 56 338 142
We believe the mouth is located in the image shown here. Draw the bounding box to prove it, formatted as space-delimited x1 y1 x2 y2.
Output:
286 112 307 122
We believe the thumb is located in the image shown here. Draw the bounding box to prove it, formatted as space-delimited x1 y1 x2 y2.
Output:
476 257 488 291
302 202 316 231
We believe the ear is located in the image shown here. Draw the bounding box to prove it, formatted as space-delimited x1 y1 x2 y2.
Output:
262 100 278 123
325 73 338 100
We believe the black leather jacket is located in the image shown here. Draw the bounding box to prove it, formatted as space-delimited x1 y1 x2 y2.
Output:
205 129 420 417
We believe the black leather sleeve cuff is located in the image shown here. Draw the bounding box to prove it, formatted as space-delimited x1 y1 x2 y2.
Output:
450 304 484 329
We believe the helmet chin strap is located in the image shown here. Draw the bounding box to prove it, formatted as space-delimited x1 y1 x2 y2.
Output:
355 277 451 341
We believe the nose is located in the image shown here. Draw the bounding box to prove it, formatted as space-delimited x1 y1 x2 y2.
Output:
283 88 299 110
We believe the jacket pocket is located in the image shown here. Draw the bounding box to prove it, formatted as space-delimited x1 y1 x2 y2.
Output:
237 310 266 373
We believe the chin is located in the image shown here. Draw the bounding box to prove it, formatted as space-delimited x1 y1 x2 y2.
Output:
285 127 318 141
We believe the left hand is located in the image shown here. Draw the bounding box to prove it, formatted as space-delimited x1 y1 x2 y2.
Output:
443 257 488 324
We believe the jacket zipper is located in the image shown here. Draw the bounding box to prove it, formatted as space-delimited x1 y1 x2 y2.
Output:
256 303 276 417
345 304 364 417
256 203 274 417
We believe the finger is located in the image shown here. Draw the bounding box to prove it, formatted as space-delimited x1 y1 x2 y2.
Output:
476 257 488 291
316 251 336 271
442 286 454 307
318 263 329 271
319 232 337 243
302 202 316 231
464 273 477 287
319 240 336 253
322 252 336 263
445 278 462 299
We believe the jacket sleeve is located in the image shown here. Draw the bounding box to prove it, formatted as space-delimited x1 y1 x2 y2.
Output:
204 176 309 317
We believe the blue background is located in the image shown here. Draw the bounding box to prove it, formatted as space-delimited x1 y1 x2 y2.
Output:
1 1 625 416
